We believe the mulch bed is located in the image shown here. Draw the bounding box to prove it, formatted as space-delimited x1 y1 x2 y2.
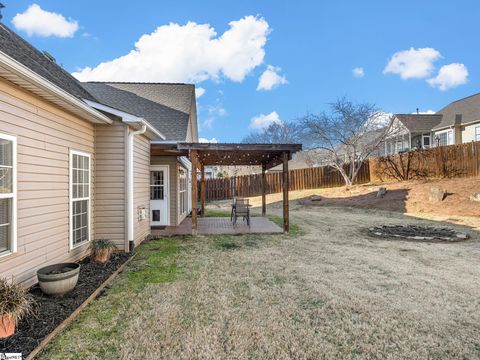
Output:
0 252 131 357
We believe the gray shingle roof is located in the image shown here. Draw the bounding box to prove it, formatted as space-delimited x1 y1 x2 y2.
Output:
0 23 95 101
82 82 192 141
103 83 194 114
434 93 480 130
395 114 443 133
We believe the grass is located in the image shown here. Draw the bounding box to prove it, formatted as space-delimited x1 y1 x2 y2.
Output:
40 206 480 359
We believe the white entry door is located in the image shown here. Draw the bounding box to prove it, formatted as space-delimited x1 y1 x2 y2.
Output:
150 166 169 226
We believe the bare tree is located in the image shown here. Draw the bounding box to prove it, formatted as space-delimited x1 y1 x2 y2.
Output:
242 121 303 144
301 98 393 186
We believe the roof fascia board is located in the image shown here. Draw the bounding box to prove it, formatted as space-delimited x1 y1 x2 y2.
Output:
0 51 112 124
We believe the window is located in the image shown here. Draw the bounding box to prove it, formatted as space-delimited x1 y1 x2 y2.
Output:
179 167 187 216
150 171 165 200
423 135 431 148
436 130 453 147
70 151 91 248
475 126 480 142
0 134 16 255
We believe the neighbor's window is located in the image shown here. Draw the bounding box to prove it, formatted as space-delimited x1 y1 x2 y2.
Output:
475 126 480 142
179 167 187 216
70 151 91 248
0 133 16 255
437 130 453 147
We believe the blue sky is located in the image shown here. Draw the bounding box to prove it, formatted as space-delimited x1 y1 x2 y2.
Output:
3 0 479 142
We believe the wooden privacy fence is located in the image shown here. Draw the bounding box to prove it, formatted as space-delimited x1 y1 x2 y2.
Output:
370 141 480 181
203 162 370 201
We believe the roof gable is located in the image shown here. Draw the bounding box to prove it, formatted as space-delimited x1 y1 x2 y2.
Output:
82 82 191 141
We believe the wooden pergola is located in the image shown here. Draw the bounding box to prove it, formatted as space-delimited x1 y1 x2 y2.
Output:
151 142 302 234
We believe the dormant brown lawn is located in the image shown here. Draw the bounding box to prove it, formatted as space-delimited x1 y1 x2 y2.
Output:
41 205 480 359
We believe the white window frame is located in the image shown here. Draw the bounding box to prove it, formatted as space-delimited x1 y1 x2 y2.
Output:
436 129 453 147
475 126 480 142
422 134 431 148
0 133 17 257
178 167 187 217
69 150 92 250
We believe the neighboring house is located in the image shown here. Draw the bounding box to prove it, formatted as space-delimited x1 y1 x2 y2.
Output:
204 167 216 179
385 93 480 155
0 24 197 286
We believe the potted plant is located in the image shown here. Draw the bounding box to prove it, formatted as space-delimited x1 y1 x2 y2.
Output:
0 278 32 338
37 263 80 296
90 239 117 264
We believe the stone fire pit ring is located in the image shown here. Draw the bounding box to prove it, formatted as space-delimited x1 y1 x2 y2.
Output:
369 225 469 242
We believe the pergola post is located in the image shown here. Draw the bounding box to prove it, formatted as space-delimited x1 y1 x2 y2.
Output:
191 150 198 235
282 152 289 233
261 164 267 217
200 163 206 217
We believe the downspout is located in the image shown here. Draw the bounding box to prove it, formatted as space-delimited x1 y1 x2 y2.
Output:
127 124 147 252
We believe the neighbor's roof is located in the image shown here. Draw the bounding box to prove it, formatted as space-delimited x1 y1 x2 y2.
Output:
394 114 443 133
434 93 480 130
0 24 95 102
82 82 192 140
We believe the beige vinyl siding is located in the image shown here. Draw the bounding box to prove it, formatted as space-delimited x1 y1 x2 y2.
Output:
462 121 480 143
0 78 95 287
151 156 178 226
133 133 150 245
94 119 127 250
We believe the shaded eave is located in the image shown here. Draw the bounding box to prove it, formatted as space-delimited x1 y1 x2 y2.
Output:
0 51 111 124
151 142 302 169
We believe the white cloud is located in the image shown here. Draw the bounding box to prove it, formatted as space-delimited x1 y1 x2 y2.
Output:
199 137 218 143
384 47 441 79
412 110 435 114
201 102 227 128
352 67 365 78
12 4 79 38
195 87 206 98
250 111 282 129
427 63 469 91
257 65 287 91
73 16 270 83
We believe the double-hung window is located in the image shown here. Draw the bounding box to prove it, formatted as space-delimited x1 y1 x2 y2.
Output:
475 126 480 142
437 130 453 147
70 151 91 249
0 133 16 255
179 168 187 216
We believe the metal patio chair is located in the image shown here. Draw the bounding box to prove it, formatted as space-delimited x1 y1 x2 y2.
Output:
231 197 250 226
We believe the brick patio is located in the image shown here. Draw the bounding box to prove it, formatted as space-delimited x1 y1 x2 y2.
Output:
151 217 283 236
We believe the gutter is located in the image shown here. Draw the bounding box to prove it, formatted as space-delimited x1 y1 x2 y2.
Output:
127 124 147 252
0 52 111 124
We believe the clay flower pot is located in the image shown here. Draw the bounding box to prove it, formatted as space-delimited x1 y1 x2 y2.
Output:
0 314 15 338
93 249 111 264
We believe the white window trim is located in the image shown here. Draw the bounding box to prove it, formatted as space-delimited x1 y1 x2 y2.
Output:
422 134 431 148
178 167 187 217
475 126 480 142
69 150 92 250
0 133 17 257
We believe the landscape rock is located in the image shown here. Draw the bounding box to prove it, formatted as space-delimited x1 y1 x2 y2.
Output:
376 187 387 198
429 188 446 202
310 195 322 202
470 192 480 202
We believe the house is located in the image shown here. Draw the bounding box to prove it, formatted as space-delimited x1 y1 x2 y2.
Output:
385 93 480 155
0 23 196 286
